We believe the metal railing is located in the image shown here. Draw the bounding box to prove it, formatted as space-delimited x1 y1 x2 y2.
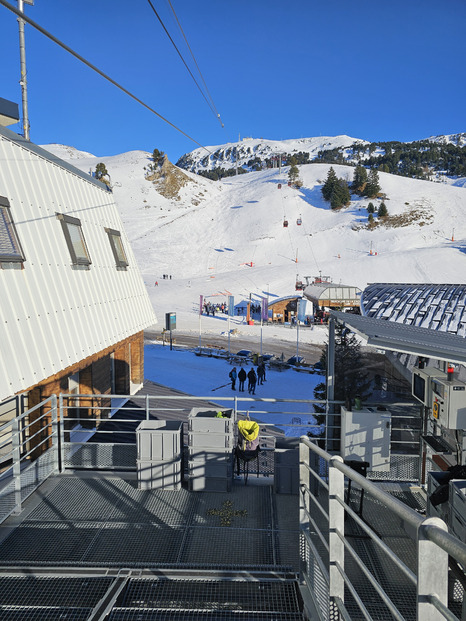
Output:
0 395 59 522
299 435 466 620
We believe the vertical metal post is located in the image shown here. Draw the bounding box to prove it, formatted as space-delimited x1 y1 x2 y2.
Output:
417 518 448 620
299 440 310 575
327 318 335 451
17 0 30 140
50 394 60 472
145 394 150 420
12 417 22 515
58 393 65 472
328 456 345 604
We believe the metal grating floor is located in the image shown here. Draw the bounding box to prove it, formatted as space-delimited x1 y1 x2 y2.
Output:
0 474 304 619
0 573 305 621
0 476 299 571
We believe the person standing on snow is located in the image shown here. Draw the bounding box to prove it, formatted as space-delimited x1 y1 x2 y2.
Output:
229 367 237 390
247 368 257 395
238 367 247 392
257 362 266 385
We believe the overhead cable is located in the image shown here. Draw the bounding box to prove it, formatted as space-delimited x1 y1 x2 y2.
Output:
166 0 223 127
146 0 223 127
0 0 211 152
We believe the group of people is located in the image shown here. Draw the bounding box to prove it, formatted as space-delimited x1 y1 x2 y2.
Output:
229 362 266 395
203 301 228 316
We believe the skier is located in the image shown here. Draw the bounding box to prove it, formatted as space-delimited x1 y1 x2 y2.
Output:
247 368 257 395
229 367 237 390
238 367 247 392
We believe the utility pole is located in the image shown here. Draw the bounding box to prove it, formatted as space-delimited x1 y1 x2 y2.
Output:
17 0 33 140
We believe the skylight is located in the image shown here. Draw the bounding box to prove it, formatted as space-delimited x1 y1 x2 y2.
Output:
0 196 25 264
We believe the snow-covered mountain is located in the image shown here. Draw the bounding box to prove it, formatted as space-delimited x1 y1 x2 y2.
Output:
41 143 466 339
175 134 466 181
176 135 367 173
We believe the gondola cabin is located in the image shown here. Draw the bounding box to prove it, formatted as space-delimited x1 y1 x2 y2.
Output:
297 218 302 226
283 219 288 227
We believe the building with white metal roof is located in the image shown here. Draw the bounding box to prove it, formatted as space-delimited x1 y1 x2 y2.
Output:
361 283 466 337
0 119 157 408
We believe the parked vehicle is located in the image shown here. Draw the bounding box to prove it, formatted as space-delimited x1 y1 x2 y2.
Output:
236 350 253 358
287 356 306 366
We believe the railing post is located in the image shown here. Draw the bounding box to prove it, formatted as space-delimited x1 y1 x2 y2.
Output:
50 394 60 472
329 455 345 607
11 417 22 515
58 393 65 471
145 394 150 420
418 517 448 620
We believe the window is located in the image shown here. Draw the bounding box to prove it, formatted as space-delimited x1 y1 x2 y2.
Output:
57 213 91 266
105 228 128 269
0 196 25 265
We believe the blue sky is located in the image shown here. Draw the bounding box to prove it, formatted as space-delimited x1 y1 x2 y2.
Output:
1 0 465 162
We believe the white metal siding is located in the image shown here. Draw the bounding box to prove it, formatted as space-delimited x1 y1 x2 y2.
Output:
0 132 157 401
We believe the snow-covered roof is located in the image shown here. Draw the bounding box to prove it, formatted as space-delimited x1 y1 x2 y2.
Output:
361 283 466 338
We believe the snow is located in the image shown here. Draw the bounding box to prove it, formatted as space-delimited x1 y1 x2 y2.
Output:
37 136 466 432
41 139 466 351
143 341 322 436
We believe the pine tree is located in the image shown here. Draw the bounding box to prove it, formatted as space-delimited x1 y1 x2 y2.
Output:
288 156 300 185
352 164 368 194
95 162 108 181
330 178 350 209
321 167 338 201
367 202 375 213
313 324 371 422
364 168 381 198
378 202 388 217
152 148 165 166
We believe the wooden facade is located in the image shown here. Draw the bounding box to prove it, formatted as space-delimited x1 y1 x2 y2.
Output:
26 332 144 458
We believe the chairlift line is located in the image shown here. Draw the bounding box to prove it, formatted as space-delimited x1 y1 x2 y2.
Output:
0 0 212 152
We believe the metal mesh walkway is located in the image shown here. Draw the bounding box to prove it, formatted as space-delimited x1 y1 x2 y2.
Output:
0 474 304 619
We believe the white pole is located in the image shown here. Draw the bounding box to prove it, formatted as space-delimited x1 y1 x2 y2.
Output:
17 0 30 140
199 309 202 348
260 317 263 355
228 313 231 355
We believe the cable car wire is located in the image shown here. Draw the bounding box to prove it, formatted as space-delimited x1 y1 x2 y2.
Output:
166 0 223 127
0 0 211 152
146 0 223 126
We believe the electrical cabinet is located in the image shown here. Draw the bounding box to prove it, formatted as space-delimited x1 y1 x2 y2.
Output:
412 367 447 407
431 377 466 430
340 406 391 471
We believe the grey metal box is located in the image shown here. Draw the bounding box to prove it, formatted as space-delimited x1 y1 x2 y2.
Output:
189 475 232 492
189 449 233 463
188 459 232 479
274 448 299 494
137 458 182 490
188 408 235 449
136 420 182 462
449 506 466 543
450 479 466 516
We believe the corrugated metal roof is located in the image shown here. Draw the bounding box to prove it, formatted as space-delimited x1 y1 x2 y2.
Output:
330 310 466 364
361 283 466 337
303 283 361 302
0 127 157 401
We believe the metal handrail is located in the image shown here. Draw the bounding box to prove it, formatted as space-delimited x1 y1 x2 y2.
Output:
299 435 466 621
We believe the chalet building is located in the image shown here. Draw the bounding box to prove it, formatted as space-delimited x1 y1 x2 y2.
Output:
0 99 157 458
268 295 312 323
303 281 361 314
